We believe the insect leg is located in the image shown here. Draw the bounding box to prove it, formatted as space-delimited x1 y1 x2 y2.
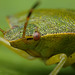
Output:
0 37 34 60
64 52 75 67
45 53 67 75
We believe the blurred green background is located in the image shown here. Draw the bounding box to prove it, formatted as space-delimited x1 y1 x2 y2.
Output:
0 0 75 75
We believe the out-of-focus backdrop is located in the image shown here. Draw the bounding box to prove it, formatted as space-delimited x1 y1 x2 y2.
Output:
0 0 75 75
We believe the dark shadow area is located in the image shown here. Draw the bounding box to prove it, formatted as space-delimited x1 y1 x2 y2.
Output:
0 59 52 75
0 59 75 75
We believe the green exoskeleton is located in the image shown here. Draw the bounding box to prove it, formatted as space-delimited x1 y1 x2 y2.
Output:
0 1 75 75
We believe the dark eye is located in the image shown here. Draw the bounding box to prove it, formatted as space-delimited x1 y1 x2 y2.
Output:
33 31 40 41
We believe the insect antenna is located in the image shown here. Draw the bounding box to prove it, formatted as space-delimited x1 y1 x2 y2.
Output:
22 1 40 38
0 28 6 35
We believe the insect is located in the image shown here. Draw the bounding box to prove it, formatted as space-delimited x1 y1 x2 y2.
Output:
0 1 75 75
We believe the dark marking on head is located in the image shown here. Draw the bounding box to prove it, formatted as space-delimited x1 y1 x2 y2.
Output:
27 38 33 40
70 55 72 58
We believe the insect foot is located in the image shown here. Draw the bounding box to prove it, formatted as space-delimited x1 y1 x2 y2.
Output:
46 53 67 75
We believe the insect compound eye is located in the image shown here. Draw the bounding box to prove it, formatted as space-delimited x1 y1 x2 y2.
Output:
33 31 41 41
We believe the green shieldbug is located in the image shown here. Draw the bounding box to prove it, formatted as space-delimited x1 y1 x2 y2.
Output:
0 1 75 75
